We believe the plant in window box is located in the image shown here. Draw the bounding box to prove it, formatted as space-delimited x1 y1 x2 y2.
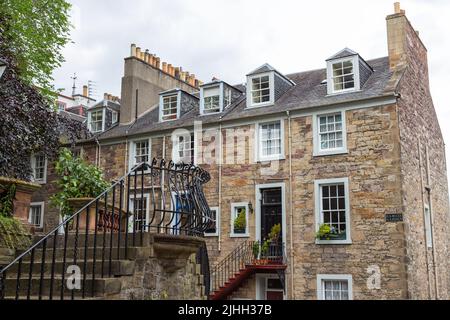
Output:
233 208 246 234
268 223 281 242
315 223 346 241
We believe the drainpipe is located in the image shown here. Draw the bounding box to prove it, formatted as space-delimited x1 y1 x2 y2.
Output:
161 135 166 229
286 110 295 299
218 118 223 252
94 136 101 167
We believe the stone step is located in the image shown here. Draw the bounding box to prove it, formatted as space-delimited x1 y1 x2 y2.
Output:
3 277 122 298
5 259 135 278
16 246 152 263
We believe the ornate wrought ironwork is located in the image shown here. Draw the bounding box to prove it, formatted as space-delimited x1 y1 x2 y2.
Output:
0 160 212 300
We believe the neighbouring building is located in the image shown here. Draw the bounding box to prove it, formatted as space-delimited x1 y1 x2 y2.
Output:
28 4 449 300
56 84 96 117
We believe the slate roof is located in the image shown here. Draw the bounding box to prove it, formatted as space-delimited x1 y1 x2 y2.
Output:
59 110 86 123
326 48 358 61
88 100 121 112
86 56 397 143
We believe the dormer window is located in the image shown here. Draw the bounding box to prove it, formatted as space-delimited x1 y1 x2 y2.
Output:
326 48 373 95
251 75 271 104
203 86 220 114
331 59 355 92
246 64 293 108
200 82 240 115
88 109 104 133
161 94 178 121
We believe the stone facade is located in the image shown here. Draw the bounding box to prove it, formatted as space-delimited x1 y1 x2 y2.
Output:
28 6 449 300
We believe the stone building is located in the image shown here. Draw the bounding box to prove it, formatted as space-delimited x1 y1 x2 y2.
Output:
28 4 449 300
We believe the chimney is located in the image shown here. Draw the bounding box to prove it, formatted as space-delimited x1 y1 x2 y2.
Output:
130 44 137 57
83 85 88 97
136 47 141 59
104 93 109 101
386 2 427 71
162 62 167 73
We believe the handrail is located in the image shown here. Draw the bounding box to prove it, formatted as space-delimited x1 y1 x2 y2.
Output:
210 240 286 296
0 159 213 300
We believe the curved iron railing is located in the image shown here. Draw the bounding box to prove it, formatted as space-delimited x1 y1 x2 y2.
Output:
0 160 213 300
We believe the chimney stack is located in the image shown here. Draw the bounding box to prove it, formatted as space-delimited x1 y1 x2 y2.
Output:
386 2 429 78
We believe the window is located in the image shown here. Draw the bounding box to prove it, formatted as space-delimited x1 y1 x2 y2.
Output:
89 110 103 132
201 86 221 115
257 120 284 161
313 111 347 156
331 60 355 92
230 202 249 237
172 192 192 235
129 195 149 232
251 75 271 105
224 88 232 108
129 138 151 169
424 204 433 248
315 178 351 244
57 101 66 112
173 133 195 164
205 207 220 237
112 111 118 124
317 275 353 300
29 202 44 228
31 154 47 184
161 94 178 121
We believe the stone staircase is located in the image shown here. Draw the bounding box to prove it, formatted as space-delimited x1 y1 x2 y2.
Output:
2 232 207 300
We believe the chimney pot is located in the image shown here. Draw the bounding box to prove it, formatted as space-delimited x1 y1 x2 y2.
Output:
162 62 167 73
131 44 137 57
155 57 160 69
174 67 180 78
136 47 141 58
394 2 401 14
104 93 108 100
83 85 88 97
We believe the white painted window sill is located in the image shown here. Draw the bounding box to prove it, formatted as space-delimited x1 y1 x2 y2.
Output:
313 149 348 157
315 239 352 245
230 233 250 238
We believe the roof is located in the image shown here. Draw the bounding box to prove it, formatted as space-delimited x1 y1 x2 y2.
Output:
59 110 86 123
85 56 397 143
326 48 358 61
88 100 121 112
247 63 295 85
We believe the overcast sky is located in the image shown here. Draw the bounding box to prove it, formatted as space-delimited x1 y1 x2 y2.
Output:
53 0 450 185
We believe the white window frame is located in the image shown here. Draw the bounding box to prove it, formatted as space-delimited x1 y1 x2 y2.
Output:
30 154 47 184
200 83 223 115
314 177 351 244
128 193 150 233
172 132 195 164
327 56 360 95
230 202 250 238
128 137 151 170
159 91 181 122
88 108 105 133
204 206 220 237
424 204 433 248
246 72 275 108
313 110 347 156
255 273 287 300
112 110 118 124
316 274 353 300
29 202 45 228
255 119 285 162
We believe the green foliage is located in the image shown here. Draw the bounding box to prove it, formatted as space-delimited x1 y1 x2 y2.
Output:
0 0 72 96
261 240 270 256
50 148 110 217
233 207 246 232
315 223 346 240
0 183 16 217
268 223 281 241
252 241 260 258
0 215 32 249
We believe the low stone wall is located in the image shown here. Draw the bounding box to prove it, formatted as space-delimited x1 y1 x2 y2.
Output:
109 234 207 300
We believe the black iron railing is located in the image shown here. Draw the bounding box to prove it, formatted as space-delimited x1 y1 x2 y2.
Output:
196 242 210 298
210 240 286 295
0 160 213 300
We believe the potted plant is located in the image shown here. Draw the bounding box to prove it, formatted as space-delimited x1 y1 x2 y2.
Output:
315 223 346 241
252 241 261 264
268 223 281 242
259 240 270 265
233 207 246 234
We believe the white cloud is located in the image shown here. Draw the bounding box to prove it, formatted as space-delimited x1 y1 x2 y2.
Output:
53 0 450 188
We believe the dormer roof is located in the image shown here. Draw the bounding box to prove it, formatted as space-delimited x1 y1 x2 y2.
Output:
246 63 296 85
326 48 358 61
